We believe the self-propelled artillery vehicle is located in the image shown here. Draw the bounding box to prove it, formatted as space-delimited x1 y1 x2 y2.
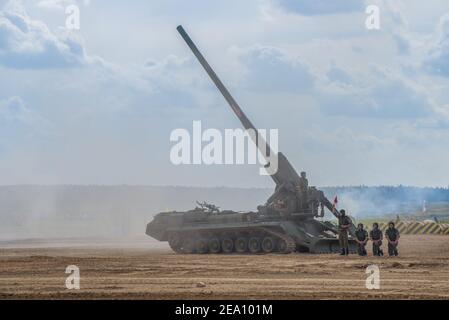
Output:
146 26 357 254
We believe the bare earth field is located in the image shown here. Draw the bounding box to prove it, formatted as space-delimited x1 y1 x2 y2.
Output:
1 235 448 300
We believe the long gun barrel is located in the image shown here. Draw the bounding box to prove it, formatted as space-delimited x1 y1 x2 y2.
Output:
176 25 302 188
176 25 342 220
176 26 258 135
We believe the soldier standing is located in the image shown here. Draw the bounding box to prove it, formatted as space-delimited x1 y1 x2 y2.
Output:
370 223 384 256
385 221 400 256
355 223 368 256
337 209 351 255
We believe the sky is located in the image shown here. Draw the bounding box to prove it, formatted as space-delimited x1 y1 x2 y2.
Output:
0 0 449 188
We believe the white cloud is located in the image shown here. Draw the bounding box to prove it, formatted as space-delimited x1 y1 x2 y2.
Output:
0 96 51 144
0 96 30 123
381 0 411 55
230 43 438 121
274 0 364 16
319 65 434 119
305 126 396 152
0 2 86 69
235 45 314 93
36 0 72 10
424 14 449 76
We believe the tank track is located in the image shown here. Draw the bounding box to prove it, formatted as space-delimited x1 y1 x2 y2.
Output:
168 228 356 255
263 228 356 255
169 227 298 255
169 227 356 254
260 227 296 254
311 240 358 254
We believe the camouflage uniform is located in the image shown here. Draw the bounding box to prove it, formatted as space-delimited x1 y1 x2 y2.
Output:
338 214 351 255
370 227 383 256
385 226 400 256
355 228 368 256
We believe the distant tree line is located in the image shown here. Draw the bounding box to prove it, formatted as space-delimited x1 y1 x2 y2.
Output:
322 186 449 204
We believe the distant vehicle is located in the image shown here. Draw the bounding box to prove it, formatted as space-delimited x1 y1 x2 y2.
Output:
146 26 357 254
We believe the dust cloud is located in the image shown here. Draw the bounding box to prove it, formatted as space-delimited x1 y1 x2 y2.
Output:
1 185 448 241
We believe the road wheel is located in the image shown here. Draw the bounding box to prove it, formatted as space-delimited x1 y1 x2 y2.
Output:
277 238 290 254
208 238 221 253
195 238 208 254
168 235 183 253
180 238 195 254
235 237 247 253
248 237 261 254
221 238 234 253
330 241 340 254
261 237 275 253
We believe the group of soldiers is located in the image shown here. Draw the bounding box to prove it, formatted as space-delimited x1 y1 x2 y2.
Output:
336 209 400 256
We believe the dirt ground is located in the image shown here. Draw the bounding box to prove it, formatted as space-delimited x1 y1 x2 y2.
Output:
1 235 448 300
